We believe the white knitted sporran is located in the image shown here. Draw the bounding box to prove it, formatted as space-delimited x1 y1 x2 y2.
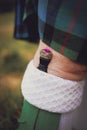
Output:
21 60 85 113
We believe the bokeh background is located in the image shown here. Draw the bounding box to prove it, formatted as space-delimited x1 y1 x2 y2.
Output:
0 1 38 129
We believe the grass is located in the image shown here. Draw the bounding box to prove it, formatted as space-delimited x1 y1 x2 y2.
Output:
0 12 38 130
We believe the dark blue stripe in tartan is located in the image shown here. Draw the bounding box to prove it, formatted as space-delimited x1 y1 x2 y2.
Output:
43 0 63 43
14 0 39 42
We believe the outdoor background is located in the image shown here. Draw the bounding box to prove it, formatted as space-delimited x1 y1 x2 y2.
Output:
0 1 38 130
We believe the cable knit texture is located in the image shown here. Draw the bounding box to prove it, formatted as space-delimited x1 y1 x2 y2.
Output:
21 60 85 113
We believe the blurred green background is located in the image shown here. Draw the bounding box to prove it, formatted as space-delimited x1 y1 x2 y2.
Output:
0 1 38 130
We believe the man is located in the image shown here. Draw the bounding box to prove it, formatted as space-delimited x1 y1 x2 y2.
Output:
14 0 87 130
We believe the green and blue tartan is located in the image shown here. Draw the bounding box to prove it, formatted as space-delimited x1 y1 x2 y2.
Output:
14 0 87 65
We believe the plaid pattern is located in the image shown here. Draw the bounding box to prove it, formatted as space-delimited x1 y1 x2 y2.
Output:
14 0 39 42
14 0 87 65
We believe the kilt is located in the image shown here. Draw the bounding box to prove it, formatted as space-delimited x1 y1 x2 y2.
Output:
14 0 87 65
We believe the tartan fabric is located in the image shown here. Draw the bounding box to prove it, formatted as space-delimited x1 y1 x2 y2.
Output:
14 0 39 42
14 0 87 65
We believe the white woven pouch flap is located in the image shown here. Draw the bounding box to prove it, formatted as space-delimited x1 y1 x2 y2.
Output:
21 60 85 113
